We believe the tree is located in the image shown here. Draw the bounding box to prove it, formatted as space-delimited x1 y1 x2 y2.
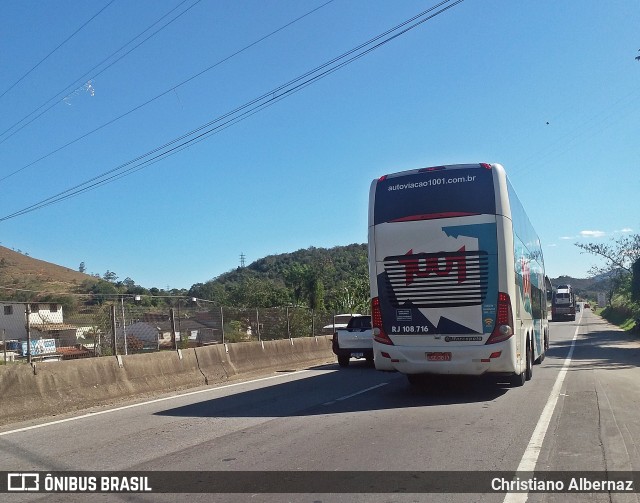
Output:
632 257 640 302
85 280 119 305
79 262 86 273
283 263 329 309
329 276 370 313
308 276 325 311
576 234 640 304
283 264 310 306
575 234 640 276
103 270 118 283
120 277 135 289
188 281 229 306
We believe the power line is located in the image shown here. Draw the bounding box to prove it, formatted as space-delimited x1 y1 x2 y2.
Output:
0 0 464 222
0 0 202 145
0 0 336 184
0 285 189 300
0 0 116 101
1 0 463 218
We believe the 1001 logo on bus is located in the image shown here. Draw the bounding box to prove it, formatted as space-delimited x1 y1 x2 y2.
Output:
398 246 468 286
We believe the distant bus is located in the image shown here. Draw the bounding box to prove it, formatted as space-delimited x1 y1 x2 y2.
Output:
368 163 549 386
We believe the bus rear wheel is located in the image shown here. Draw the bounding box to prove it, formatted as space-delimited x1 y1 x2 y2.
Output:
510 371 525 387
511 338 533 386
525 337 533 381
535 332 548 364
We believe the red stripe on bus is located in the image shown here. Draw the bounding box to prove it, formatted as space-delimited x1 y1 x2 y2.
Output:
389 212 478 222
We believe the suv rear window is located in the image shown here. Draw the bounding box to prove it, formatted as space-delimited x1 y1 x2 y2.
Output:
348 316 371 329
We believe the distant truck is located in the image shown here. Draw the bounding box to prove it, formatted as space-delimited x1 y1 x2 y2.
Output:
552 284 576 321
332 315 373 367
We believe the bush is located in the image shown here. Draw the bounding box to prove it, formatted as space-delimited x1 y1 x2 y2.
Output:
600 292 640 331
223 320 250 343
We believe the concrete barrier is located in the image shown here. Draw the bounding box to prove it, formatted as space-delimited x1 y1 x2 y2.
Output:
0 349 208 425
0 356 123 424
224 336 333 376
291 335 334 362
193 344 234 384
0 336 335 426
119 349 204 393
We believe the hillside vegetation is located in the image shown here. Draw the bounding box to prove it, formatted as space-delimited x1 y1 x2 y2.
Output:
0 244 371 314
188 244 370 313
0 243 615 315
0 245 96 297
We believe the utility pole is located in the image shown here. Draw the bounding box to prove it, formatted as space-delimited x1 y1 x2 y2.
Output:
170 308 177 350
121 297 128 356
110 304 117 355
25 303 31 364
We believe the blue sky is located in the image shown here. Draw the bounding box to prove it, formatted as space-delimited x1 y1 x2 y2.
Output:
0 0 638 290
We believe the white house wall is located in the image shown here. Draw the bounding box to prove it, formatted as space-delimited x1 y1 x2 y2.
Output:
0 304 28 340
28 304 63 324
0 303 65 341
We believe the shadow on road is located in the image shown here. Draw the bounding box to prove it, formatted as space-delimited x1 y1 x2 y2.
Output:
155 363 510 420
545 314 640 371
156 314 637 421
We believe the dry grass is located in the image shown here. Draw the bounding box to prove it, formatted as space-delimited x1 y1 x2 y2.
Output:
0 245 96 296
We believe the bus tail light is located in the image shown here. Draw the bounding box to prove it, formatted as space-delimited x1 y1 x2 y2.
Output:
486 292 513 345
371 297 394 345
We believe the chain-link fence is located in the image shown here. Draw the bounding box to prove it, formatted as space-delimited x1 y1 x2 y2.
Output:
0 299 360 363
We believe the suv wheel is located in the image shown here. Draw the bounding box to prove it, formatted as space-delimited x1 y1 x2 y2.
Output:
338 355 350 367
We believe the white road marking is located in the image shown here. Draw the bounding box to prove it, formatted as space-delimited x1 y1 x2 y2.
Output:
0 369 316 437
503 314 583 503
322 383 388 406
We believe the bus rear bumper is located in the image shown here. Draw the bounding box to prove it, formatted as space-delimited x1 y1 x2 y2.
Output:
373 341 518 376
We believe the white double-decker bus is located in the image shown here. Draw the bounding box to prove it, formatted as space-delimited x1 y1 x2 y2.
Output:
368 163 549 386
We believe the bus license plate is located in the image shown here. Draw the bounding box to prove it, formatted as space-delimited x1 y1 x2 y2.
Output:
427 352 451 361
352 352 363 358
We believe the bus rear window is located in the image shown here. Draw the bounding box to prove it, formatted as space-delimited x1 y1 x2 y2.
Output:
374 166 496 225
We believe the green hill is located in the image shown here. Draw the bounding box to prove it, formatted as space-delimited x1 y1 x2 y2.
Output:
188 244 369 312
